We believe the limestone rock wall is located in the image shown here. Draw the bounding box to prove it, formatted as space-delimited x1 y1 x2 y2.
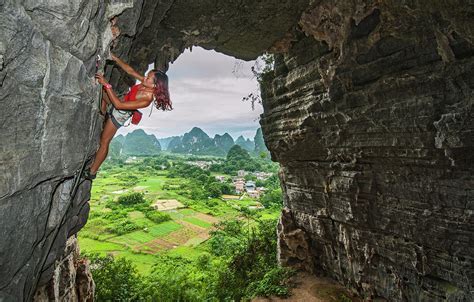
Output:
33 236 94 302
261 2 474 301
0 1 133 300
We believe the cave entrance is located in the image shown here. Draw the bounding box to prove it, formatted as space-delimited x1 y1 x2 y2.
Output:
78 47 285 300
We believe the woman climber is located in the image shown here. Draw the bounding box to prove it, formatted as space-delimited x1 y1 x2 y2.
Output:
83 53 172 180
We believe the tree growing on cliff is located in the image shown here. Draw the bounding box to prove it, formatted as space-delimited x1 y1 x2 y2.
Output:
239 53 275 110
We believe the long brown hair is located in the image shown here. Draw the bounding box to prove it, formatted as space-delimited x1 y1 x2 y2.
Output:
152 69 172 111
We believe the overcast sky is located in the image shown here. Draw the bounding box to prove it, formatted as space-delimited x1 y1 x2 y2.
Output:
116 47 263 140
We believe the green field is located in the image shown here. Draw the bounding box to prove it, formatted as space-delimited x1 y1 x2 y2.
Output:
78 155 281 275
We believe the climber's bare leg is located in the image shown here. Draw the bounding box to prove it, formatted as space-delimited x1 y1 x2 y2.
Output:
90 118 118 174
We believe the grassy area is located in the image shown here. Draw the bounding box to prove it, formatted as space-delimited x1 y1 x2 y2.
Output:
79 155 281 275
183 216 212 228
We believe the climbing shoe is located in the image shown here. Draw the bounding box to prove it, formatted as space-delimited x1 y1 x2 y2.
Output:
82 168 97 180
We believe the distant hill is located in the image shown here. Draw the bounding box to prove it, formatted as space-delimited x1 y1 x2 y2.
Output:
213 133 235 153
110 129 161 156
167 127 226 156
254 127 270 157
110 127 268 158
158 136 181 150
235 135 254 152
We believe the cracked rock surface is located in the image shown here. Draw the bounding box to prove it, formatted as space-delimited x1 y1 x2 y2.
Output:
0 1 132 300
261 1 474 301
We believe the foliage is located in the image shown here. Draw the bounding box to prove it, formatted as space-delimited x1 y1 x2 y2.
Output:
210 218 296 301
144 210 171 224
205 182 223 198
85 217 294 302
260 188 283 208
208 219 247 257
227 144 251 162
140 255 216 301
85 253 144 302
81 152 288 301
117 192 146 206
116 174 139 187
263 173 281 189
241 53 275 110
105 218 141 235
245 267 294 298
142 156 170 170
212 145 262 175
167 163 233 199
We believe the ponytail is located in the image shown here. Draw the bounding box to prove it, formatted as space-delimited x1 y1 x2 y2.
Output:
152 69 172 111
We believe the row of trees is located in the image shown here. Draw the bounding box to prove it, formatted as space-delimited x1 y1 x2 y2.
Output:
167 163 233 199
210 145 265 175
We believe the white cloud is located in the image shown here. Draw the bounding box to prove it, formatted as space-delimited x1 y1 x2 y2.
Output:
117 47 263 140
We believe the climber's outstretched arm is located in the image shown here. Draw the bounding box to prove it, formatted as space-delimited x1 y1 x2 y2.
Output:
95 73 152 110
111 53 145 82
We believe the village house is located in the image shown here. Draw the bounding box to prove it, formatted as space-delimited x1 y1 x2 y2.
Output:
186 161 212 169
247 190 260 199
234 179 245 194
245 181 256 191
253 171 272 180
215 175 226 182
233 179 267 197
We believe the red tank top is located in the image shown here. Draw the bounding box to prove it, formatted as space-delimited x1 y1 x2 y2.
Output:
123 84 141 102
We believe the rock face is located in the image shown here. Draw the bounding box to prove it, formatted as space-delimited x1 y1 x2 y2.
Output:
33 236 94 302
2 0 473 301
260 2 474 301
0 0 133 300
277 208 314 273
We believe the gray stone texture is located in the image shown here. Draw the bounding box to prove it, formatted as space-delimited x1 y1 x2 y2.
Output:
262 1 474 301
0 1 132 300
33 236 94 302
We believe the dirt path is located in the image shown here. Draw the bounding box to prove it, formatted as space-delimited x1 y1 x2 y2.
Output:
252 272 360 302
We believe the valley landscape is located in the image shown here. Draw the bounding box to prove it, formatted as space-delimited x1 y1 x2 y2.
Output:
77 128 290 301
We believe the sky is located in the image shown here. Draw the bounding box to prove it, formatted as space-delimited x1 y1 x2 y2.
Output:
116 46 264 140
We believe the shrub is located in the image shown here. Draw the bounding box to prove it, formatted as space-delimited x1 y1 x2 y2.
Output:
117 192 146 206
144 210 172 224
211 218 295 301
205 182 222 198
245 267 294 298
105 218 140 235
260 188 283 208
85 253 143 301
